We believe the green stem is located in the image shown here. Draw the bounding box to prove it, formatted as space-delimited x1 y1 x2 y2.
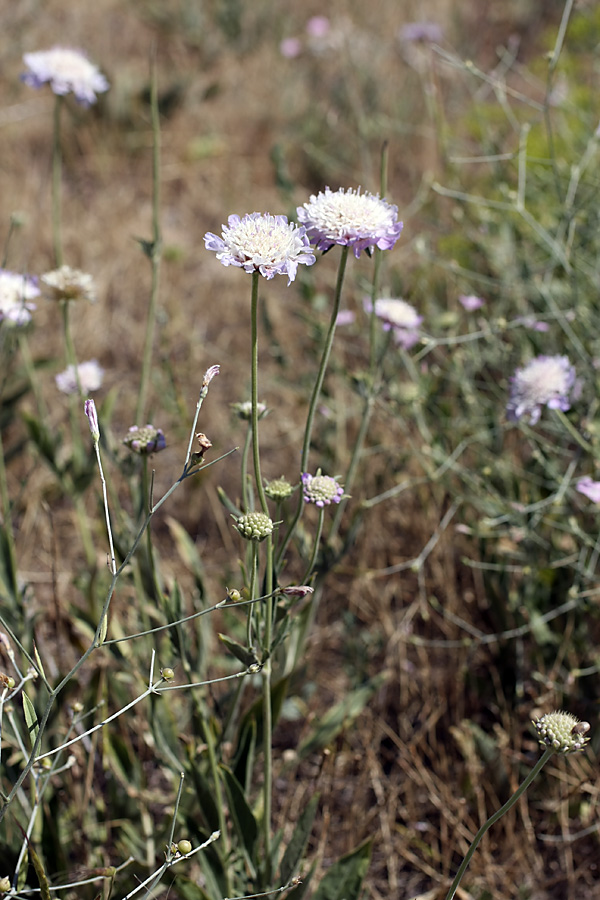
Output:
554 409 594 454
241 424 252 512
135 57 162 426
301 507 325 584
444 747 554 900
0 429 20 602
250 271 268 514
276 246 349 568
52 96 63 268
261 535 274 884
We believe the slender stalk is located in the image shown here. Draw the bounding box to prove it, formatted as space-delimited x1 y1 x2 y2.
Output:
250 271 268 515
51 96 63 268
276 246 349 568
301 507 325 585
135 55 162 425
444 747 554 900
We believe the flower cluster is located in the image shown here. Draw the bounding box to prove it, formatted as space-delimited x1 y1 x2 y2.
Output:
56 359 104 395
233 512 274 542
123 425 166 455
506 355 577 425
533 711 590 754
366 297 422 349
22 47 109 106
204 213 315 284
41 265 97 303
297 187 403 258
0 269 39 326
301 470 345 507
265 477 294 502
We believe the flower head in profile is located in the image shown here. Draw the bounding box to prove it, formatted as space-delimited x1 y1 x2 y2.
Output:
22 47 109 106
41 265 97 303
507 355 577 425
459 294 485 312
297 187 403 259
204 213 315 285
366 297 422 349
301 470 345 507
0 269 39 326
576 476 600 504
231 400 268 421
56 359 104 395
233 512 274 542
123 425 166 455
533 711 590 754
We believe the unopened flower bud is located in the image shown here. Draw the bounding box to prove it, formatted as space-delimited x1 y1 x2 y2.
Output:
265 477 294 502
123 424 166 454
231 401 267 421
0 876 11 893
227 588 242 602
0 673 15 690
280 585 315 598
84 398 100 441
533 711 591 753
161 668 175 681
233 512 274 542
177 839 192 855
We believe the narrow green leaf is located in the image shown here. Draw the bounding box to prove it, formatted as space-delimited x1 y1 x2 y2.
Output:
221 764 258 865
218 633 259 668
166 516 206 592
311 839 372 900
26 841 52 900
22 692 39 748
279 792 320 884
33 643 47 683
298 674 386 759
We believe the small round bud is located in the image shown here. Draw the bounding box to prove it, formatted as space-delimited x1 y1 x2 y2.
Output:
161 668 175 682
72 700 84 714
0 673 15 690
533 710 591 753
178 840 192 855
265 477 294 502
227 588 242 602
0 876 11 893
233 512 274 542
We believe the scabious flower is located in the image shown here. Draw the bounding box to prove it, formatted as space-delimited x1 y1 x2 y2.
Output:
231 401 268 421
84 398 100 441
41 265 96 303
204 213 315 285
533 711 590 754
576 476 600 503
301 470 345 507
56 359 104 395
297 187 403 258
123 425 166 454
306 16 331 38
280 37 302 59
398 21 443 43
233 512 274 542
0 269 39 326
265 477 295 502
506 355 577 425
459 294 485 312
366 297 423 349
22 47 109 106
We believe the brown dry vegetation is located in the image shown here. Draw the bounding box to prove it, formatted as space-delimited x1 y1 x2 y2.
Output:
2 2 600 899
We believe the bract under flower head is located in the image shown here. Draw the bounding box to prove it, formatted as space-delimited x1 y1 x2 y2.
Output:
297 187 403 258
367 297 423 349
56 359 104 395
0 269 39 326
41 265 96 303
301 470 345 507
123 425 166 455
22 47 109 106
507 355 577 425
204 213 315 285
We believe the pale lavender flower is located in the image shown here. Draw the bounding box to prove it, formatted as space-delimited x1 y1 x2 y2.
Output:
56 359 104 395
514 315 549 333
22 47 109 106
41 265 96 303
297 187 403 259
366 297 423 349
84 398 100 441
123 425 166 455
306 16 331 38
507 355 577 424
280 37 302 58
576 477 600 504
335 309 356 326
204 213 315 284
459 294 485 312
399 21 443 43
0 269 39 326
301 470 345 507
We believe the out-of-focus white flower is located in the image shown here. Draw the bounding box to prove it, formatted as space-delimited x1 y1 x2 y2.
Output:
22 47 109 106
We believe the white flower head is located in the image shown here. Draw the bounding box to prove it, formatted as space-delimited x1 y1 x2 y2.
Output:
41 265 97 303
0 269 39 326
507 355 577 425
366 297 423 349
204 213 315 285
22 47 109 106
56 359 104 395
297 186 403 258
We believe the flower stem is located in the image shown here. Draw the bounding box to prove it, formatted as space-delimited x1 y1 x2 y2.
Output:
444 747 554 900
52 96 63 268
250 271 268 514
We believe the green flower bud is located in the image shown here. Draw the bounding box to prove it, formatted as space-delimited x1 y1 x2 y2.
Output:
233 512 274 542
265 477 294 502
533 711 591 754
0 876 11 893
178 839 192 855
161 668 175 682
227 588 242 602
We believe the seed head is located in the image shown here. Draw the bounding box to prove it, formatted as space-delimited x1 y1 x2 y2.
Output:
533 710 591 754
234 512 274 542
